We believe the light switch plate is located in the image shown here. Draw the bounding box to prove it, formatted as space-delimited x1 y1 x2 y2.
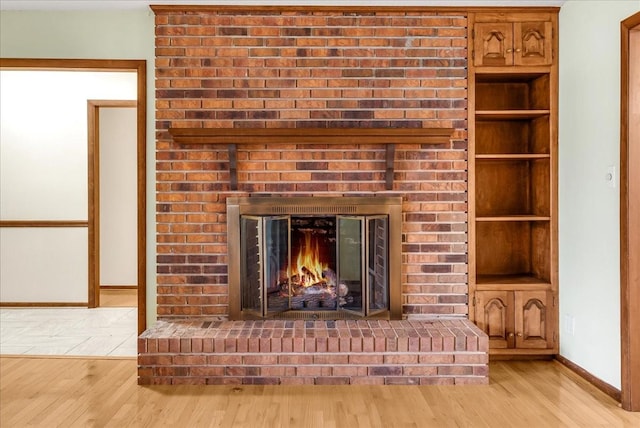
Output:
563 314 575 335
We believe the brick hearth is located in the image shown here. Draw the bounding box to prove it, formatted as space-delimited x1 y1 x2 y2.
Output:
139 319 488 385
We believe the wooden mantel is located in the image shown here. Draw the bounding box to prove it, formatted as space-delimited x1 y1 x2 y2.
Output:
168 127 454 190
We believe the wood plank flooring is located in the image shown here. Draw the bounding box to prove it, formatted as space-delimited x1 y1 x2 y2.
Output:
100 289 137 308
1 357 638 427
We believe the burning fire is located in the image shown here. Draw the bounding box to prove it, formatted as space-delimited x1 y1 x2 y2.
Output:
274 228 341 305
293 231 329 287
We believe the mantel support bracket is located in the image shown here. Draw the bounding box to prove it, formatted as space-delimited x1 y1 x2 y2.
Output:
385 144 396 191
228 143 238 191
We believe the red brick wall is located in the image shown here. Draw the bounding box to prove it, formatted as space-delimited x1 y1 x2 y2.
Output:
153 8 469 319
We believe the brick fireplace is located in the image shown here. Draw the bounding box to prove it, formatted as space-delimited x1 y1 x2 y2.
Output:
139 6 487 385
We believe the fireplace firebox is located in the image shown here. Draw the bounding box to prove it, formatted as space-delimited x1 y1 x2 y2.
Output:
227 197 402 320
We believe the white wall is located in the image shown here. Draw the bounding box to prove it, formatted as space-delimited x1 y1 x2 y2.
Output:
0 10 157 322
559 0 639 390
100 107 138 286
0 228 88 302
0 71 137 220
0 71 137 302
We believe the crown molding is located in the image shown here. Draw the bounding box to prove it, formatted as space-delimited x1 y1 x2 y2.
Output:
0 1 567 11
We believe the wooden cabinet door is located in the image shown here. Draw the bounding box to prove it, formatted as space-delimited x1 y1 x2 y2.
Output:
474 21 553 67
514 290 553 349
475 291 515 349
514 22 553 66
474 22 514 66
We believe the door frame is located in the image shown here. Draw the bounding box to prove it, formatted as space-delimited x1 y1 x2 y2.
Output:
0 58 147 334
621 12 640 412
87 99 138 306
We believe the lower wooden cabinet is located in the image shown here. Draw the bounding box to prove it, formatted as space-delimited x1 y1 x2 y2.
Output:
475 290 556 354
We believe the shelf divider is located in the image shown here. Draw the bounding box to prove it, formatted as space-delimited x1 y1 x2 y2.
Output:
476 215 551 222
476 110 550 120
476 154 550 159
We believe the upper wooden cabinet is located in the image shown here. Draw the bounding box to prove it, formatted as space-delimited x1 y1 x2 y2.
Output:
472 14 555 67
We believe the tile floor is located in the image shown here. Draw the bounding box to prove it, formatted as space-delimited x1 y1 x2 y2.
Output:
0 307 137 357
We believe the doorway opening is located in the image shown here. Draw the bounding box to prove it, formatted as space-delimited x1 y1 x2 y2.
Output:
88 100 138 311
0 58 147 334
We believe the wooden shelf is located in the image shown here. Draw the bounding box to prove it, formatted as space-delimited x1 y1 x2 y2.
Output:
476 215 551 222
476 154 550 160
476 110 550 120
168 127 454 145
474 71 551 82
168 127 454 191
476 274 551 287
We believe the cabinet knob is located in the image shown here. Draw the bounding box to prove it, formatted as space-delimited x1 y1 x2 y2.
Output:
515 48 522 53
508 332 514 338
517 333 523 337
506 48 513 53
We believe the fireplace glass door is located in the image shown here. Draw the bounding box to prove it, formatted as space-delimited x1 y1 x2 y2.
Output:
240 216 261 316
368 216 388 316
239 214 389 318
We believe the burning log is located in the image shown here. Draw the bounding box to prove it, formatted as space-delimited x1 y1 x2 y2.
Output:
275 268 338 298
300 266 319 286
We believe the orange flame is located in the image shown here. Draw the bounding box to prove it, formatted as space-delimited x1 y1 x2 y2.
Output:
293 231 328 287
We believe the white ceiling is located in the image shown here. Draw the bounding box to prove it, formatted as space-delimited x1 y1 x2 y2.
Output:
0 0 567 11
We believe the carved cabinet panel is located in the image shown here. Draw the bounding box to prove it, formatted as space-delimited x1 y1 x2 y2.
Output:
475 290 555 352
514 22 553 66
475 290 514 349
474 20 553 67
474 23 513 67
515 290 553 349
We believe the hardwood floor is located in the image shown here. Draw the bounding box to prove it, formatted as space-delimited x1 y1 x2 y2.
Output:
1 357 638 427
100 289 137 308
